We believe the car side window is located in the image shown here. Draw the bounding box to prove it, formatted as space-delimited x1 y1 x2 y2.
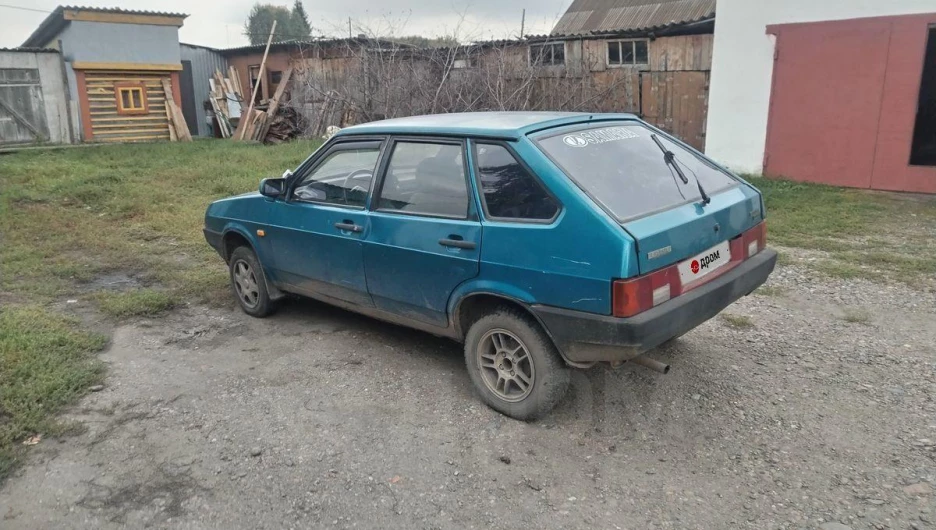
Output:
378 141 469 218
475 143 559 220
292 146 380 207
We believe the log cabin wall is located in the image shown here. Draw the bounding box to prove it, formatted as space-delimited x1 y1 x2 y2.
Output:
77 69 180 142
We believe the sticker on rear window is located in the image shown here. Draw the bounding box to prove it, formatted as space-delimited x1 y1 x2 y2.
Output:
562 127 638 148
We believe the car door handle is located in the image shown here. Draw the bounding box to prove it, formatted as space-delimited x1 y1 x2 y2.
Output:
439 238 476 250
334 221 363 233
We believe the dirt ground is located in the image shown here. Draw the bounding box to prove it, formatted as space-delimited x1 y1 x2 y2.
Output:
1 262 935 530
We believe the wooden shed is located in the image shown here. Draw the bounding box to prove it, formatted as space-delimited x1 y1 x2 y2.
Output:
22 6 188 143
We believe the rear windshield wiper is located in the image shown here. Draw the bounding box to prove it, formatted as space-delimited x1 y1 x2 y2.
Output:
650 134 711 206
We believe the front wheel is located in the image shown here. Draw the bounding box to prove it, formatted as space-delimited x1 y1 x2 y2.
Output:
464 308 570 420
229 246 275 318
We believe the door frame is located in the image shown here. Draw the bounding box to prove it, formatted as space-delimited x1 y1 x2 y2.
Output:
369 134 479 221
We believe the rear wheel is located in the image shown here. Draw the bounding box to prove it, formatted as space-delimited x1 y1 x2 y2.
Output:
464 308 570 420
229 246 275 317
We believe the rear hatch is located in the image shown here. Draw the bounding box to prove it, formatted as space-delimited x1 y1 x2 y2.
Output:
534 122 763 274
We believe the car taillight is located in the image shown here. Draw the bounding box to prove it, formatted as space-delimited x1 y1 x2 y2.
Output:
613 221 767 318
612 265 678 317
743 222 767 258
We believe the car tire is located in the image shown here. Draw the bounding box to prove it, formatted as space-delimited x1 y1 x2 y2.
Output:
464 307 570 421
229 246 275 318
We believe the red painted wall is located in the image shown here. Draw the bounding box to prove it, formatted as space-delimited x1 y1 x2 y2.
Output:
764 13 936 193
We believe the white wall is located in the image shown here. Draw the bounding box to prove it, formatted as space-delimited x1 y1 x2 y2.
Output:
705 0 936 174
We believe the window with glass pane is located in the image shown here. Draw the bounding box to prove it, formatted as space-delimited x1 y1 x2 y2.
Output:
114 83 147 115
530 43 565 66
608 42 621 65
552 42 565 65
622 42 635 64
475 143 558 220
607 40 649 66
379 142 469 218
292 147 380 207
634 40 649 64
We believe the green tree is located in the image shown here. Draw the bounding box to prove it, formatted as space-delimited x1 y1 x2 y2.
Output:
244 4 294 45
289 0 313 41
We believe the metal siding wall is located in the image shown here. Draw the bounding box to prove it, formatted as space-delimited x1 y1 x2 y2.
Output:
180 44 229 137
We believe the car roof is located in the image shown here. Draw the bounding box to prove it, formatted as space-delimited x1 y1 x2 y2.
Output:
336 111 640 140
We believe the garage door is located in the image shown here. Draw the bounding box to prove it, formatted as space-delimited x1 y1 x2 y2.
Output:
764 19 893 188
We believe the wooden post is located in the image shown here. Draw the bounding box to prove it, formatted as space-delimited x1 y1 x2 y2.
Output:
235 20 276 140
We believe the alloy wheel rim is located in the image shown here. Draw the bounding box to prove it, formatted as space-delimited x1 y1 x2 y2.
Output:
233 260 260 308
477 329 535 402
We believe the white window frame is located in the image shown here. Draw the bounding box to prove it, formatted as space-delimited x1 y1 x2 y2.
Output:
529 42 566 67
606 39 650 67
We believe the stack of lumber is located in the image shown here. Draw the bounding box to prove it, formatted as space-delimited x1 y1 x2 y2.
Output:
232 67 293 143
208 67 244 138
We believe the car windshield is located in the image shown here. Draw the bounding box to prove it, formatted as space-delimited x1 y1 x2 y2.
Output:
534 123 738 221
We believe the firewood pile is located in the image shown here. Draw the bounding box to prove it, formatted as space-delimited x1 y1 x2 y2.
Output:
263 106 304 144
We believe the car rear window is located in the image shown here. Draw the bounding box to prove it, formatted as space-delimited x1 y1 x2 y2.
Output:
535 123 738 221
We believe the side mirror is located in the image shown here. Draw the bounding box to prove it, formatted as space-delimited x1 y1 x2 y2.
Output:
259 177 286 199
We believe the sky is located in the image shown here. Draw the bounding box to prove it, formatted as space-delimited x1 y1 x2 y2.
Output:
1 0 573 49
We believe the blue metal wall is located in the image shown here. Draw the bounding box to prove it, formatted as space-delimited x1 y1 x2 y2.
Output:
180 43 229 137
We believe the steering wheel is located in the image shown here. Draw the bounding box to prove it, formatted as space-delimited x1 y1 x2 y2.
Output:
342 169 373 203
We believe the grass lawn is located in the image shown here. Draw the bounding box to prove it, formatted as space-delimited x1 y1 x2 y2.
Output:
0 307 106 480
0 139 934 482
745 176 936 283
0 139 320 482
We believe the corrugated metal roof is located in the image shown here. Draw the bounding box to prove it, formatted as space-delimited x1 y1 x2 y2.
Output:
551 0 715 36
22 6 188 48
220 37 408 55
0 47 60 53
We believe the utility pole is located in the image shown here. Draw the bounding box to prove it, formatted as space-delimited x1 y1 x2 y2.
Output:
348 17 352 39
520 8 526 38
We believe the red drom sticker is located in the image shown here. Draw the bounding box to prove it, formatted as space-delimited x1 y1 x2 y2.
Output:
690 259 700 274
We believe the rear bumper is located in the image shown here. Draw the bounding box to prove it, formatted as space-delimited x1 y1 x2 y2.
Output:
532 249 778 364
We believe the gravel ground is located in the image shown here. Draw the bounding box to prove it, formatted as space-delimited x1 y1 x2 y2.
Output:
1 264 935 530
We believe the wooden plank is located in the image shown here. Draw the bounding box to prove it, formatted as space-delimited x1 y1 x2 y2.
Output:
89 116 169 122
257 67 293 142
92 119 169 126
86 81 165 87
63 9 185 26
72 62 183 71
160 78 192 142
96 135 171 142
236 20 276 141
90 127 173 135
0 98 44 139
229 66 242 95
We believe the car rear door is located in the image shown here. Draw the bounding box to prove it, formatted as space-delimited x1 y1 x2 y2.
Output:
267 139 383 307
363 137 482 327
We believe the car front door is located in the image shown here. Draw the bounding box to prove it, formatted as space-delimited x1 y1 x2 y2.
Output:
267 139 383 307
363 138 482 327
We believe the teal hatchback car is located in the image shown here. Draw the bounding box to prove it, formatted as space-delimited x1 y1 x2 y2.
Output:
204 112 777 419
